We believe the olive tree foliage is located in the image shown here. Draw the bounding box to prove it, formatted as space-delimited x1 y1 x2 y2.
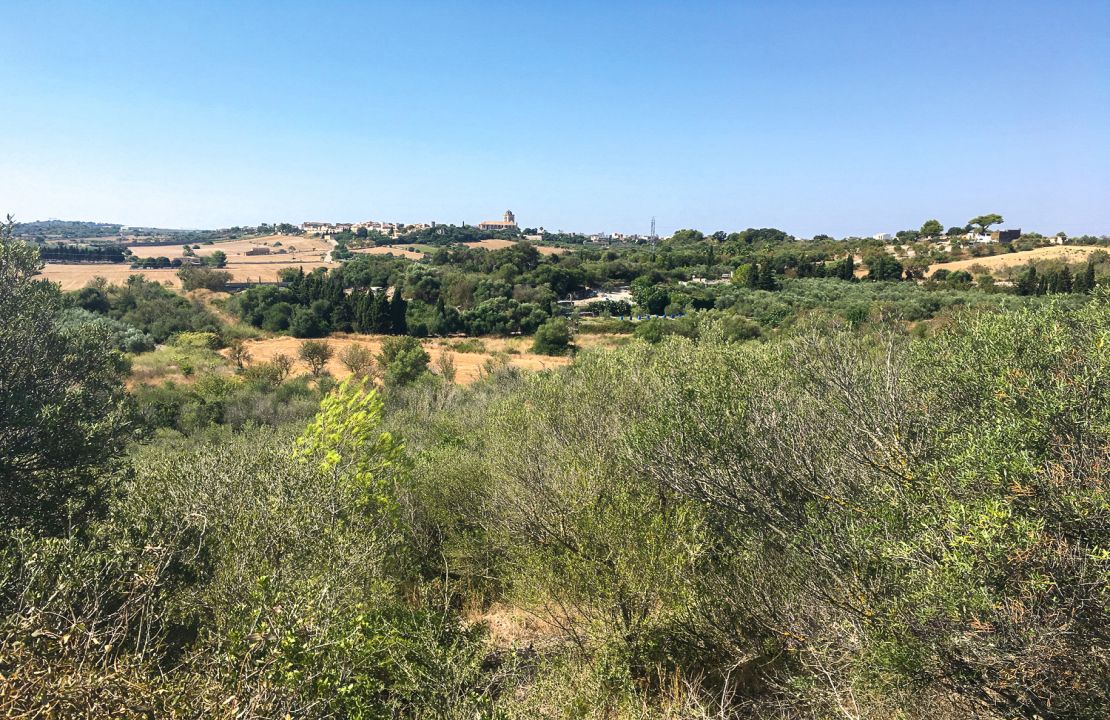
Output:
338 342 376 379
297 338 333 377
619 299 1110 719
394 305 1109 717
0 217 130 536
477 345 705 662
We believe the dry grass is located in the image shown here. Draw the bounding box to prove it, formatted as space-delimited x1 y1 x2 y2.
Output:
221 262 340 283
351 246 426 260
926 244 1103 277
223 332 627 385
40 234 340 290
39 264 184 290
39 262 342 290
465 239 568 255
224 333 572 385
463 603 560 649
127 234 331 262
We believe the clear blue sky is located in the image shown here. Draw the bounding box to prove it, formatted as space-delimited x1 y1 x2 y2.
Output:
1 1 1107 237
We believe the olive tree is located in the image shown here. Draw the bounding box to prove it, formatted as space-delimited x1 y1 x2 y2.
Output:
0 217 130 535
298 339 333 377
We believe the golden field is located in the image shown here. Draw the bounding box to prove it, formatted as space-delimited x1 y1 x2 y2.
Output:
352 246 427 260
465 238 568 255
39 234 340 290
926 245 1103 277
222 334 572 385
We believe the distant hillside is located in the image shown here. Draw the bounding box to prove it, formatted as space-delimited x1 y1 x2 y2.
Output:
13 220 122 239
13 219 273 246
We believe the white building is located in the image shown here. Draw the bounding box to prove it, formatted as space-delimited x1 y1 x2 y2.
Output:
873 233 894 242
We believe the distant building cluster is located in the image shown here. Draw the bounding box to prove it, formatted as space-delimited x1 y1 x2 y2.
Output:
301 220 435 238
301 210 660 244
584 232 657 244
872 229 1026 245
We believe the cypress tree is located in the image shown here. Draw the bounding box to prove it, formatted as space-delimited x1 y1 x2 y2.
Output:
745 263 760 289
354 290 373 333
1016 266 1038 296
370 290 391 333
332 292 354 332
1059 266 1073 293
1082 261 1096 293
389 288 408 335
433 295 449 336
759 261 778 290
838 255 855 281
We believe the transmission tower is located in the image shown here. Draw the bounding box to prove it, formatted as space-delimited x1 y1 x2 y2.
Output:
650 216 656 244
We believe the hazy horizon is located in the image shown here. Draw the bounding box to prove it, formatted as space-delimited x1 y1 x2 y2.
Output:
2 1 1107 237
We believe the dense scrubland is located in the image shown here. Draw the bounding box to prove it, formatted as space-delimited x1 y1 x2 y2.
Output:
2 217 1110 719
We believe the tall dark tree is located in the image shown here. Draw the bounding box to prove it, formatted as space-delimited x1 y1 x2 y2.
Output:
1076 261 1096 293
836 255 856 281
1058 266 1073 294
388 289 408 335
758 260 779 291
368 290 391 334
1015 265 1038 296
745 263 760 289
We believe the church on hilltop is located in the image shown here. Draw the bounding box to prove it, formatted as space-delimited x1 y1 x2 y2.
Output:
478 210 517 231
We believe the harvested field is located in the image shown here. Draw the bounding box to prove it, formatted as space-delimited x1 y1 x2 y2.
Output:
465 239 568 255
40 264 183 290
127 234 331 263
352 246 426 260
223 332 627 385
926 245 1104 277
221 262 341 283
225 334 570 385
39 261 341 290
40 234 340 290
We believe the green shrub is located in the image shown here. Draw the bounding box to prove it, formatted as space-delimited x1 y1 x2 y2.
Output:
378 336 430 386
170 330 220 349
531 317 572 355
